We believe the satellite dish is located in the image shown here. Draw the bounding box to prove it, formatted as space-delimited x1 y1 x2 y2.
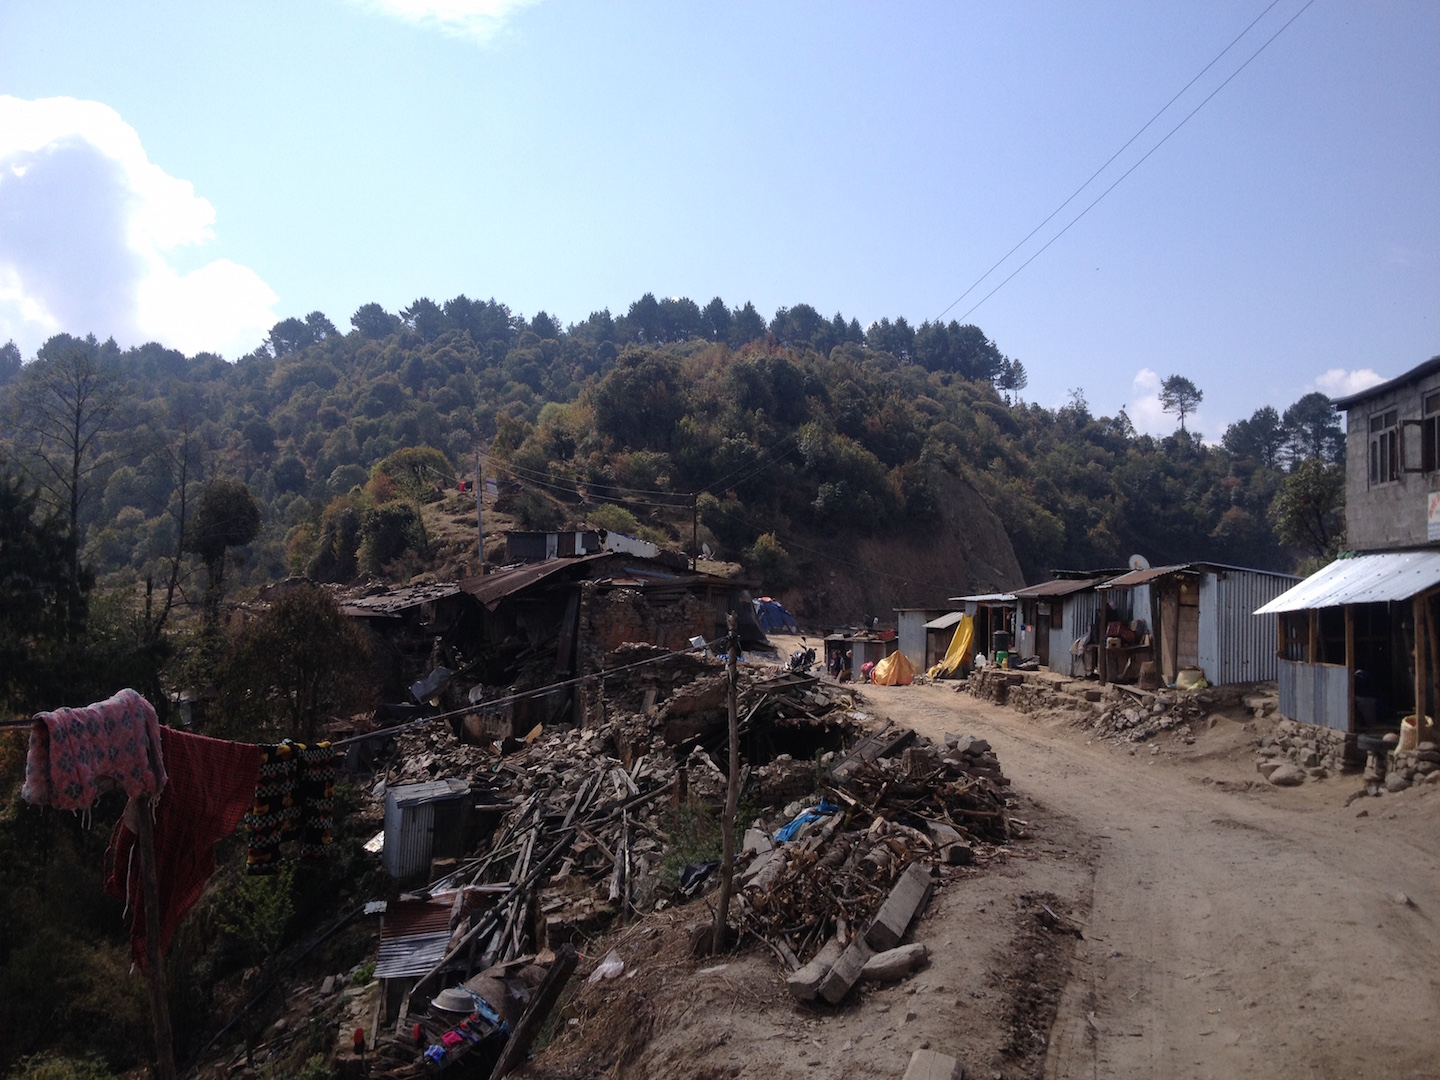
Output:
1129 554 1151 571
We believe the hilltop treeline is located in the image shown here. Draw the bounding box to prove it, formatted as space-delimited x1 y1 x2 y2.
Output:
0 290 1340 623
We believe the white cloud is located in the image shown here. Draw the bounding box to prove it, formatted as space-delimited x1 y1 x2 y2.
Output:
1312 367 1386 398
0 95 277 359
351 0 538 42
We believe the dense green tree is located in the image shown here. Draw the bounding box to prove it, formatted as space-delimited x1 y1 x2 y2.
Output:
0 340 20 386
702 297 731 342
1159 375 1203 432
11 333 123 589
184 479 260 627
1270 457 1344 562
0 464 86 708
729 301 767 347
1283 392 1344 465
1223 405 1286 467
216 584 374 741
351 302 400 340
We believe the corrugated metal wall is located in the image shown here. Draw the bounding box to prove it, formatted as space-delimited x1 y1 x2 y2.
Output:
1278 658 1349 729
383 799 434 879
1060 593 1099 677
1210 570 1295 685
896 612 929 668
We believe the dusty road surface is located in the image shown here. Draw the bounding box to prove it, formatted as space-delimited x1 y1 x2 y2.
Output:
866 683 1440 1080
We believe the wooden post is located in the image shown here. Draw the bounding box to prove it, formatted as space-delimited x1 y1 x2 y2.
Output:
712 612 740 953
692 493 699 571
1414 595 1426 736
1308 610 1318 666
135 799 176 1080
475 449 484 573
1427 593 1440 740
1094 589 1108 686
1345 605 1356 733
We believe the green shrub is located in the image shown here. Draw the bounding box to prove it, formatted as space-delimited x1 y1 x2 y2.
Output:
6 1052 118 1080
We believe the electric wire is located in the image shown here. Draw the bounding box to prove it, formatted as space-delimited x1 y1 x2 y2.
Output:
952 0 1314 326
935 0 1305 324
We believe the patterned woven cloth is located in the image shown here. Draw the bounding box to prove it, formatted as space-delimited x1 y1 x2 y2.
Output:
105 727 262 967
23 688 168 810
245 740 335 873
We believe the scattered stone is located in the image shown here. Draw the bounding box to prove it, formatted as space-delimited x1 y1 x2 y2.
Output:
1385 772 1412 793
902 1048 965 1080
1392 892 1414 907
1267 764 1306 787
1256 760 1286 780
1355 809 1369 818
860 943 930 983
320 975 335 996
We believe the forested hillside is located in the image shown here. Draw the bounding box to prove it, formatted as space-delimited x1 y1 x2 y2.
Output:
0 291 1342 610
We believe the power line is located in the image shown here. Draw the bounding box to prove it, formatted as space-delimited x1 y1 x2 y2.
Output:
935 0 1306 324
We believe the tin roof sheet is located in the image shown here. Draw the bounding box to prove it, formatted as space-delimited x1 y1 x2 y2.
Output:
948 593 1016 604
460 553 613 608
1012 577 1105 598
343 583 463 615
924 612 965 630
374 897 456 979
1254 551 1440 613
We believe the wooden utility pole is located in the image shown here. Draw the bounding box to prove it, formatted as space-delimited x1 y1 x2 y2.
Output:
475 449 484 574
692 493 699 570
712 611 740 953
135 799 176 1080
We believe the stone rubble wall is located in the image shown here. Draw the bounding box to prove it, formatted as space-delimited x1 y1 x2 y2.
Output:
1257 718 1355 778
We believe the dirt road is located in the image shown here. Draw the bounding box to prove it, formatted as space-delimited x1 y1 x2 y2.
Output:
868 683 1440 1079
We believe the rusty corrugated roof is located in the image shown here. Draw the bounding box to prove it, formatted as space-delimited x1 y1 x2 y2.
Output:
1012 577 1108 599
459 553 614 609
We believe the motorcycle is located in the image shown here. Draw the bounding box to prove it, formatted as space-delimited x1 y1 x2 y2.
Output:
787 638 817 674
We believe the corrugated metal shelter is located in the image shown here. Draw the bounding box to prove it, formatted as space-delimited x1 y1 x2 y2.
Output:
1100 563 1298 687
1012 575 1115 674
894 608 956 671
1254 551 1440 732
922 611 965 671
383 778 472 880
949 593 1017 664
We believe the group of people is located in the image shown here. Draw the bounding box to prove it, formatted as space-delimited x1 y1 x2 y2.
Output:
826 647 875 683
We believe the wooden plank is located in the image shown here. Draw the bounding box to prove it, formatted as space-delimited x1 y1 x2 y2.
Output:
136 798 176 1080
488 944 578 1080
1415 596 1427 736
786 936 844 1002
865 862 935 952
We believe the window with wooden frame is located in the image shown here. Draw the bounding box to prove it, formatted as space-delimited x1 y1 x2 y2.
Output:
1369 408 1398 486
1280 611 1308 662
1424 392 1440 473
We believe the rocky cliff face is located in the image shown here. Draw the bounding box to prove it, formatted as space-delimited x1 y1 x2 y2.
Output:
782 464 1023 625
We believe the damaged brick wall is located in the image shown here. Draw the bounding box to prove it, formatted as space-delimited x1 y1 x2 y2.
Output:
579 583 718 668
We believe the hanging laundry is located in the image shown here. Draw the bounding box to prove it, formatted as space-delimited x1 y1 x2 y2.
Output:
23 688 167 810
245 740 335 874
105 726 263 967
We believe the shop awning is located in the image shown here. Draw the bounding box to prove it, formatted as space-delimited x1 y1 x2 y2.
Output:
1253 551 1440 614
924 611 965 631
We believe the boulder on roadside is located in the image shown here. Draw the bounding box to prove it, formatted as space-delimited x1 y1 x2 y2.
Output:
860 943 930 983
1384 771 1411 792
1267 763 1306 787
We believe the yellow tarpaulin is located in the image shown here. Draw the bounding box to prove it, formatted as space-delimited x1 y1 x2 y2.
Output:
871 650 914 685
927 614 974 679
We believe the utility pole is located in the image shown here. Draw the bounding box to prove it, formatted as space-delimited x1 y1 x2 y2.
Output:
712 611 740 953
475 448 485 575
692 493 699 570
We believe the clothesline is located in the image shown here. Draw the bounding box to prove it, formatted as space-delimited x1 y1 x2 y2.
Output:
2 639 718 741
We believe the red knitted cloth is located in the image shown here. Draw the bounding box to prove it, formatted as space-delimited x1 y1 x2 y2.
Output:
105 727 262 967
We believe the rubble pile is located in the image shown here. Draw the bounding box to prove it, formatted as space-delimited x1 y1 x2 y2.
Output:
1072 683 1250 743
734 729 1011 999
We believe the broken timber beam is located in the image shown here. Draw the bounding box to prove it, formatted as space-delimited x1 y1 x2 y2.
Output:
488 944 579 1080
865 862 935 953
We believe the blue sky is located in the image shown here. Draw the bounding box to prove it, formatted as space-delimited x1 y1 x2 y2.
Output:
0 0 1435 437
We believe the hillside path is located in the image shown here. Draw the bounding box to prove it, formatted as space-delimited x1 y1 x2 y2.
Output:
863 683 1440 1080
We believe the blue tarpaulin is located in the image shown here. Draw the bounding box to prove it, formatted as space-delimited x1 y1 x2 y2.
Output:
753 597 799 633
774 799 839 842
